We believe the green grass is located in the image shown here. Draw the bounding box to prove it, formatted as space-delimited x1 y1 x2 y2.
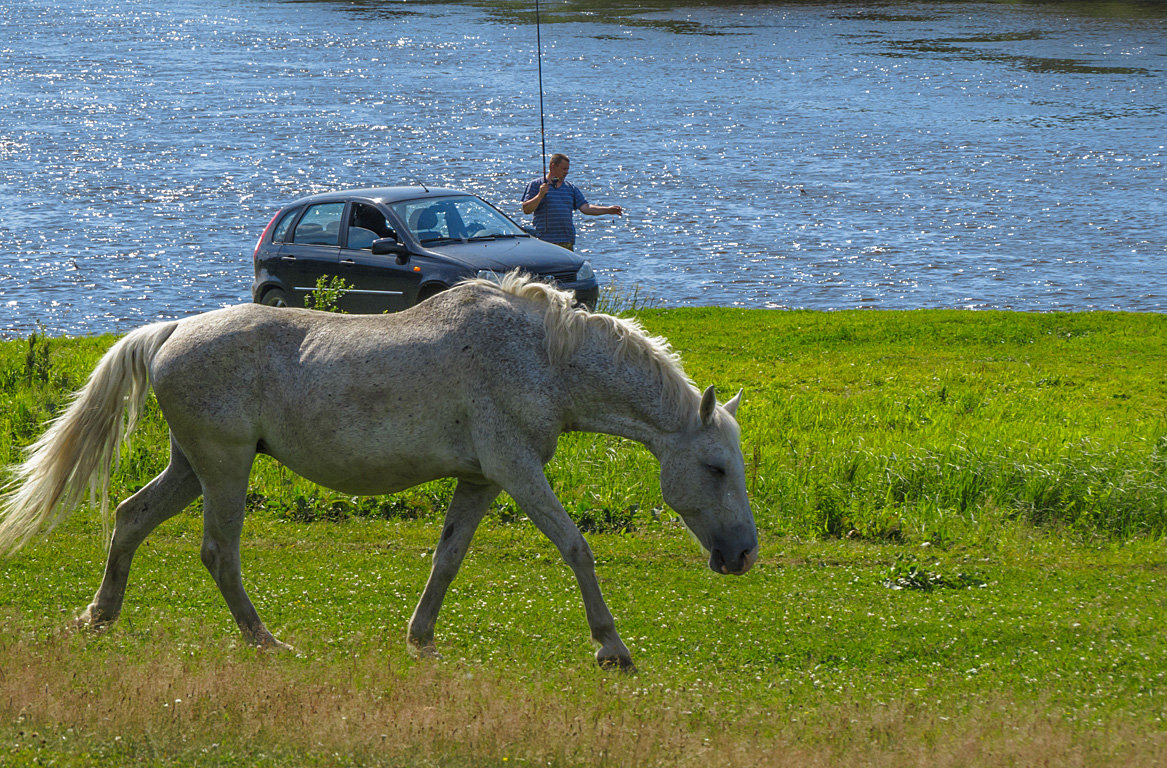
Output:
642 308 1167 542
1 308 1165 766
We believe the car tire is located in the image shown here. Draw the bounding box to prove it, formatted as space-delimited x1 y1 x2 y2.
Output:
416 284 447 304
260 288 290 308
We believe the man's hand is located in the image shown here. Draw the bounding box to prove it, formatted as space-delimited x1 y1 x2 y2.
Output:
580 203 624 216
521 181 550 215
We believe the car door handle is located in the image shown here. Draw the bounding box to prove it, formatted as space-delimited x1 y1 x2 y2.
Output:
341 258 355 265
281 255 296 261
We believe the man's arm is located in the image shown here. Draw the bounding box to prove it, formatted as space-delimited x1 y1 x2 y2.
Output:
580 203 624 216
521 180 549 215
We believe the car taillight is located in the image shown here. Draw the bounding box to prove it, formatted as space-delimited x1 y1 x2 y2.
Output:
253 212 281 262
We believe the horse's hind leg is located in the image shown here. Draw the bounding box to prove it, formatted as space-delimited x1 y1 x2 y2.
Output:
195 446 287 649
78 435 201 629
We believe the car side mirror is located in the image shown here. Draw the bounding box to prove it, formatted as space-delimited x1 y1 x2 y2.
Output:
372 238 410 264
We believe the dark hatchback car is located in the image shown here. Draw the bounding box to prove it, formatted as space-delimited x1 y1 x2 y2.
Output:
251 186 599 312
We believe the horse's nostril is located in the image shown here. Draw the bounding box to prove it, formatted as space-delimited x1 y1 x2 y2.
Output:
708 548 725 574
709 544 758 575
741 546 758 573
710 546 757 575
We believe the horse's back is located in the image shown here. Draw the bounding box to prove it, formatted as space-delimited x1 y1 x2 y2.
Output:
148 284 563 493
152 286 544 389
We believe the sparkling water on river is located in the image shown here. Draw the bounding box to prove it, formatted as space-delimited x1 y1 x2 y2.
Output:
1 0 1164 337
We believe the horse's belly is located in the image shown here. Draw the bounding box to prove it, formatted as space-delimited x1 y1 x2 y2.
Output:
267 440 482 496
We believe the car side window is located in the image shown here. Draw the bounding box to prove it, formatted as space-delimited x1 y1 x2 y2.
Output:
292 203 345 246
271 208 298 243
347 203 396 250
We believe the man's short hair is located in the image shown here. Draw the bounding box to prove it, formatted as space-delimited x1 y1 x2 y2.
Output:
550 153 569 167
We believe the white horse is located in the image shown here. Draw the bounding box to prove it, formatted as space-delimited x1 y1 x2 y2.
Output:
0 274 757 669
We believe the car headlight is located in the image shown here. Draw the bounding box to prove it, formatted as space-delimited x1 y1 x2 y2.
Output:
577 261 595 282
475 270 502 283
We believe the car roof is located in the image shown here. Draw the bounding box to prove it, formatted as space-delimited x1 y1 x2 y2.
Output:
281 186 470 209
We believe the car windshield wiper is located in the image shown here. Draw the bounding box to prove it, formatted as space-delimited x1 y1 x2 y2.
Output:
419 236 459 245
467 232 524 241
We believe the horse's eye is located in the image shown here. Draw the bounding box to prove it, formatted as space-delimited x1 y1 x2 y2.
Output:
705 463 726 477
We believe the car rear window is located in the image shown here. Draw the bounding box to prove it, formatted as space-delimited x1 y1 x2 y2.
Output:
271 208 298 243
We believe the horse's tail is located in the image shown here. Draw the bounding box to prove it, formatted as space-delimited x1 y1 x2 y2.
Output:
0 320 179 555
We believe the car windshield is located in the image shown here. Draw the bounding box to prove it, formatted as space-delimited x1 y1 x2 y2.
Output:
389 195 527 245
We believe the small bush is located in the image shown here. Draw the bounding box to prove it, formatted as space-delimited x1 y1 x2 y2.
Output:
881 554 985 591
572 501 639 534
305 275 352 313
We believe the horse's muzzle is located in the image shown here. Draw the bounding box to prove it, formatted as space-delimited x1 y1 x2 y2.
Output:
709 545 758 575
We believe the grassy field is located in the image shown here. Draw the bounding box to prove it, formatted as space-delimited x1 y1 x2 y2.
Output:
1 308 1165 766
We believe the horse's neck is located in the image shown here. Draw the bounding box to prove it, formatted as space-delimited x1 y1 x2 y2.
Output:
563 338 692 452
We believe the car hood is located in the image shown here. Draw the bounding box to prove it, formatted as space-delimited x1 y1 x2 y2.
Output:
422 237 584 274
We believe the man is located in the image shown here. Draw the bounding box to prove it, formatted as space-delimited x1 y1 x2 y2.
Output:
521 154 624 250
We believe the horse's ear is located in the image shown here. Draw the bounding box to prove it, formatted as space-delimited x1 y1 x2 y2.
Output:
700 385 717 425
724 389 743 417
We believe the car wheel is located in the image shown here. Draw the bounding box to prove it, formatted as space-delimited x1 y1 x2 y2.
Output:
260 288 289 308
416 284 447 304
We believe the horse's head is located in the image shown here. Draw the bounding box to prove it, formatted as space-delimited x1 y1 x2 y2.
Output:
657 386 759 575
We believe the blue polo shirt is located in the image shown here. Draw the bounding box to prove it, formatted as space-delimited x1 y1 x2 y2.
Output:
523 177 588 245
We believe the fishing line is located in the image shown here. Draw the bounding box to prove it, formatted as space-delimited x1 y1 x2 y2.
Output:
535 0 547 177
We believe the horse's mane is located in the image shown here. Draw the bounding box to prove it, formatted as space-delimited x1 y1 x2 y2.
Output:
466 273 698 411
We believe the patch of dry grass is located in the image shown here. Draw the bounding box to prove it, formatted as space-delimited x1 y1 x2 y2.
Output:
3 628 1163 768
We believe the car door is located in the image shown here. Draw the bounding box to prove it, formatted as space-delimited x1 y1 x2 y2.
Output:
336 202 422 313
277 202 346 307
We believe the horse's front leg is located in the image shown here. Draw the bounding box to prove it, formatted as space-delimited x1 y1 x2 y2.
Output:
407 480 499 657
503 471 635 672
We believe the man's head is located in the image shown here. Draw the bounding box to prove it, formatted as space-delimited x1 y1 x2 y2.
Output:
549 154 570 183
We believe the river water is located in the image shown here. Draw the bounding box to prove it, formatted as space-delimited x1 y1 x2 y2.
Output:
1 0 1163 337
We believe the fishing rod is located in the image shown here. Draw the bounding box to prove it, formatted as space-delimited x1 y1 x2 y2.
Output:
536 0 547 178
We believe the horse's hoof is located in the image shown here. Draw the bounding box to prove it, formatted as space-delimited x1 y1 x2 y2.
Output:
72 607 113 634
252 633 294 652
260 639 295 653
407 639 442 660
596 652 637 674
243 626 294 652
